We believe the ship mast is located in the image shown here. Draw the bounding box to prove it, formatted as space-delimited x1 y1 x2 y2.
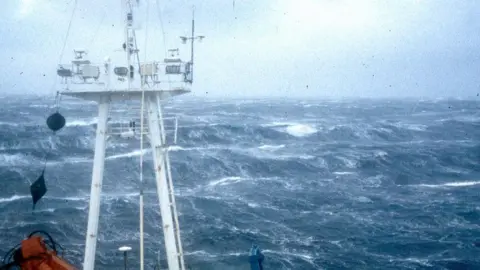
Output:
55 0 202 269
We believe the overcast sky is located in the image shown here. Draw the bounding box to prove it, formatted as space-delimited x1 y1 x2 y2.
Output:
0 0 479 98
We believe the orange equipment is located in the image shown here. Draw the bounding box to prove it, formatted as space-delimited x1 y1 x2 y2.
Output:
1 231 76 270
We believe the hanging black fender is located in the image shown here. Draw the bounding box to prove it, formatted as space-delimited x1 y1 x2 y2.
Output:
46 112 66 132
31 110 66 209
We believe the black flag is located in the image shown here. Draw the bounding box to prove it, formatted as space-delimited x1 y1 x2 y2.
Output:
30 170 47 209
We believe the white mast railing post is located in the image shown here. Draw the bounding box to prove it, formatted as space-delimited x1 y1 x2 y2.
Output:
83 96 110 270
147 93 182 270
156 95 185 269
139 91 146 270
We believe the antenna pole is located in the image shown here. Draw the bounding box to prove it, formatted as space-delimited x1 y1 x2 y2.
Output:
180 6 203 84
191 7 195 65
125 0 131 89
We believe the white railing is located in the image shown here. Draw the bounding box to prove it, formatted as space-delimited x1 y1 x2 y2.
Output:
57 59 192 92
107 115 178 144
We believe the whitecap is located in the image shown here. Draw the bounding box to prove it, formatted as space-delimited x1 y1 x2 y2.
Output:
262 121 318 137
247 202 260 208
285 124 317 137
355 196 372 203
374 150 388 158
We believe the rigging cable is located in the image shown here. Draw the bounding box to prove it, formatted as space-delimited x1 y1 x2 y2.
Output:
59 0 78 64
155 0 173 89
34 0 74 205
47 0 77 125
139 75 146 270
155 0 168 59
41 0 77 172
87 6 107 50
35 0 77 199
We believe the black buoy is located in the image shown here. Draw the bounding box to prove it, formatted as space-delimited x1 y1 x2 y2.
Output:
30 170 47 210
46 112 66 132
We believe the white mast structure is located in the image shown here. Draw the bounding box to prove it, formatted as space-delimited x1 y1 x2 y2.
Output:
55 1 203 269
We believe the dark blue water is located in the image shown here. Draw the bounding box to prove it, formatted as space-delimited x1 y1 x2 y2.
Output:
1 95 480 269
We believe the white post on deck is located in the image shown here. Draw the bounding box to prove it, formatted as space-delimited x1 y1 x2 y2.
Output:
83 96 110 270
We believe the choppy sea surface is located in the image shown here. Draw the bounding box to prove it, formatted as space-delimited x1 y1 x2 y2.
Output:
1 95 480 269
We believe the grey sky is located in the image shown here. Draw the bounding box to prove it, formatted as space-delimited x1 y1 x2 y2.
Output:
0 0 479 98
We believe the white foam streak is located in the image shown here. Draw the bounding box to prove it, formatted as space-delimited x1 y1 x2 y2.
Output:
168 145 185 151
184 250 243 258
106 149 150 160
258 144 285 150
0 154 31 166
417 181 480 188
262 249 315 265
208 176 245 187
63 157 91 164
66 118 97 127
0 195 29 203
261 121 298 127
0 121 19 126
333 171 354 175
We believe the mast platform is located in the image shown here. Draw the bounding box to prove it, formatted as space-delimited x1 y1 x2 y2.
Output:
61 89 190 102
